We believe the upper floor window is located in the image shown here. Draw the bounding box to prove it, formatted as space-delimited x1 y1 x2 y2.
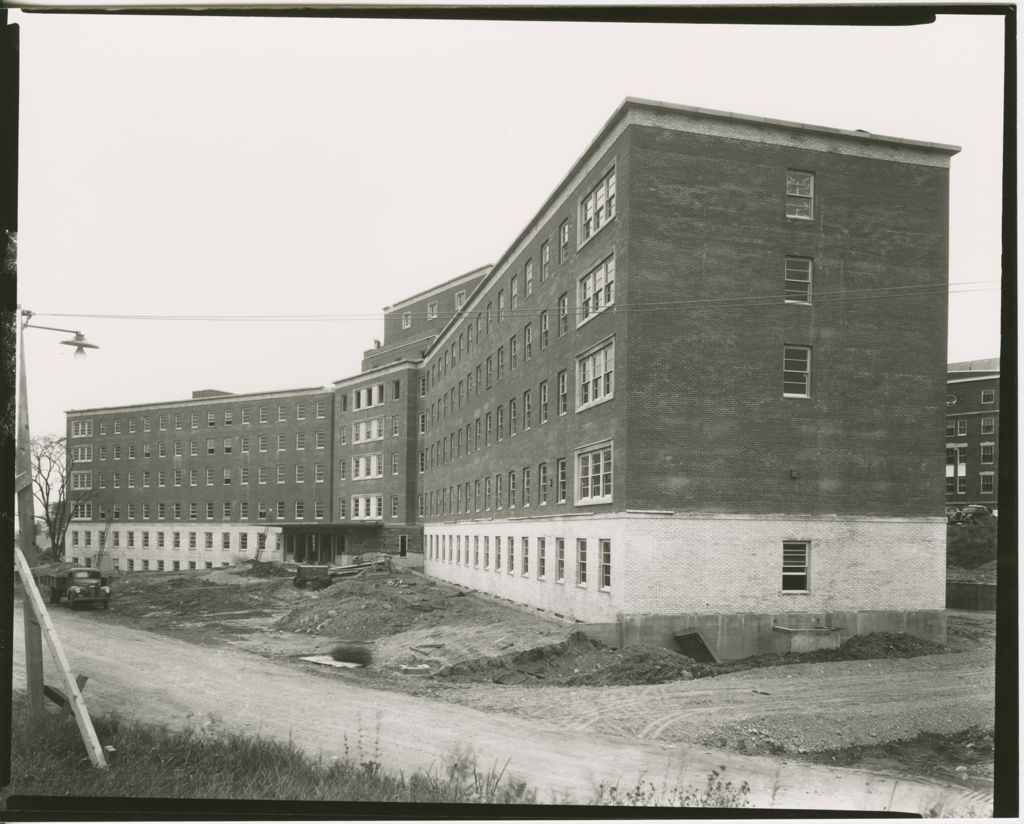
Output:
784 257 813 304
578 340 614 410
541 241 550 280
577 443 612 504
981 417 995 435
783 346 811 398
580 167 616 244
786 171 814 219
455 290 466 310
525 260 534 296
578 256 615 324
71 420 93 438
427 301 438 320
981 389 995 404
559 220 570 262
402 312 412 330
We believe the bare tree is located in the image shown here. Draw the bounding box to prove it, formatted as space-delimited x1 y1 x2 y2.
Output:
31 434 95 560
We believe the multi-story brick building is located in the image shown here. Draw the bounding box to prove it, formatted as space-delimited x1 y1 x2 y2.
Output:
945 359 999 512
66 98 959 656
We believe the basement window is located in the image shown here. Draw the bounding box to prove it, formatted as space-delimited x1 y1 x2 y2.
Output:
782 542 809 592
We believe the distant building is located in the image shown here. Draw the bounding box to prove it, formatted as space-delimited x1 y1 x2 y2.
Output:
66 98 959 656
946 359 999 513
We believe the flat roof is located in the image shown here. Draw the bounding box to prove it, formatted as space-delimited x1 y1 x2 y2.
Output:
383 265 491 313
624 97 962 155
66 385 331 416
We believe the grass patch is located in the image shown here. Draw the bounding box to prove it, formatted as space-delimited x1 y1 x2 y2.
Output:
5 695 534 804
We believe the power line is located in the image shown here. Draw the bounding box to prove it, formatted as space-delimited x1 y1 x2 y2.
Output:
25 279 1000 323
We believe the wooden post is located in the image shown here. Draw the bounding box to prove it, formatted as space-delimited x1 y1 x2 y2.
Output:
13 545 107 769
15 316 45 720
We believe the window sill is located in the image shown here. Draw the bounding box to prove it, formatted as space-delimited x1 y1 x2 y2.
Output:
780 590 810 595
784 300 812 306
783 393 810 399
575 497 613 507
576 394 614 414
785 214 813 221
575 304 614 331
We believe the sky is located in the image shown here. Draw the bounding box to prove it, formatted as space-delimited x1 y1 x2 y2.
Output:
12 11 1005 439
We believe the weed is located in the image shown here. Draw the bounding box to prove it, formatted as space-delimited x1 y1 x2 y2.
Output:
594 767 751 808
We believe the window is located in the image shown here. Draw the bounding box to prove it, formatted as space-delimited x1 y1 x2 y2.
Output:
539 381 549 423
786 171 814 219
522 466 531 506
555 538 565 582
956 419 967 437
599 540 611 590
129 417 137 433
278 404 287 422
114 419 122 434
296 432 306 450
278 433 286 451
981 443 994 464
455 290 466 310
578 256 615 323
128 444 136 460
497 290 505 323
577 444 612 503
276 501 286 519
70 471 92 490
782 542 809 590
223 437 232 455
295 402 306 421
558 293 569 336
391 496 399 518
980 473 994 494
981 417 995 435
558 370 568 415
539 462 549 505
578 340 614 408
222 502 231 520
189 503 198 520
206 502 214 520
72 445 93 462
277 465 286 484
510 275 519 310
508 471 517 508
497 347 505 380
402 312 412 329
205 467 214 486
510 398 518 435
541 240 550 280
580 168 616 244
259 406 268 424
785 257 813 303
296 465 305 483
392 415 399 436
945 421 955 438
981 389 995 404
783 346 811 397
556 458 567 503
559 219 570 262
295 501 305 520
427 301 438 320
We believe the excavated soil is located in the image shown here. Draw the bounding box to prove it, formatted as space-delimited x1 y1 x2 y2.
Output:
947 561 998 584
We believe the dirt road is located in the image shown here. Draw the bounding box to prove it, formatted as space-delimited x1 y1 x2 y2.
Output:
10 600 989 815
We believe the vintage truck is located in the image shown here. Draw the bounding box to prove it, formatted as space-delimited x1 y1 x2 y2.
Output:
33 563 111 610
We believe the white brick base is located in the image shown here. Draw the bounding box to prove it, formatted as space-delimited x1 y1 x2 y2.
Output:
424 512 946 623
66 523 284 571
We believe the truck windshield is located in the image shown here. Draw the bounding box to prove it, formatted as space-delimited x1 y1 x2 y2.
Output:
70 571 100 580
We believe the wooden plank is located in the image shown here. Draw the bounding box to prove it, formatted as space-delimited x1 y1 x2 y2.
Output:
14 546 108 769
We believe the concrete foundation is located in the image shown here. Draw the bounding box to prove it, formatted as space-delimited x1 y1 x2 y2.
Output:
579 609 947 660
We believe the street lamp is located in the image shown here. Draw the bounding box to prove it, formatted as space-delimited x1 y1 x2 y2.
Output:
16 307 99 721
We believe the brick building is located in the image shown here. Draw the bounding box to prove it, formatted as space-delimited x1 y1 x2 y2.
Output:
945 359 999 512
66 98 959 656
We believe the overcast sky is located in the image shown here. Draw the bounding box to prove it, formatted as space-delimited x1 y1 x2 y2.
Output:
13 11 1004 438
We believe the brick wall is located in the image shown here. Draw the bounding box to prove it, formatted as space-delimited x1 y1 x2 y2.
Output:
622 124 950 518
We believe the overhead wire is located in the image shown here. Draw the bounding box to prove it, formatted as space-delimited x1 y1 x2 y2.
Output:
25 279 1000 323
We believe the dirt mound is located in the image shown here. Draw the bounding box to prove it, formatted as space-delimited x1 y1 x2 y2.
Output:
837 632 947 659
245 561 295 579
441 632 696 687
272 574 519 640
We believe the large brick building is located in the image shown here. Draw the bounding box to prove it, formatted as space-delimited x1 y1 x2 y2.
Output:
66 99 959 655
945 359 999 512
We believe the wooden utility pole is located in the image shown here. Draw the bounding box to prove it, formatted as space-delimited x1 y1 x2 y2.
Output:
15 317 45 720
